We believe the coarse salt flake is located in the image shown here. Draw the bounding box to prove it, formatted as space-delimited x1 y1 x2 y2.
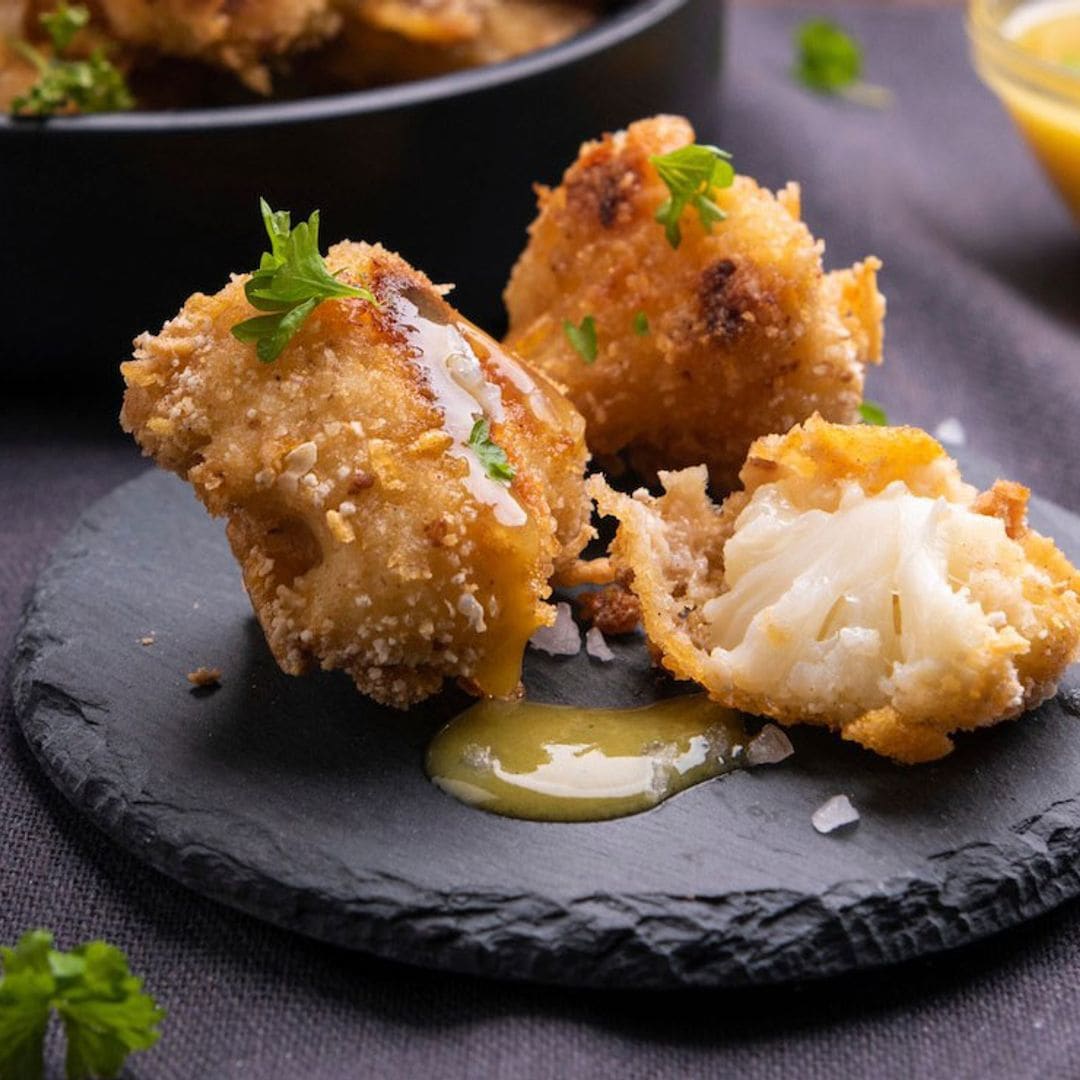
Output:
746 724 794 766
528 602 581 656
812 794 860 834
585 626 615 662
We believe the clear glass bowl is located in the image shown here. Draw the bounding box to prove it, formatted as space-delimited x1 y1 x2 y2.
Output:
968 0 1080 223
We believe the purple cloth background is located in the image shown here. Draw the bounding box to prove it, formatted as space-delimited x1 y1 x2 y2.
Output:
4 4 1080 1076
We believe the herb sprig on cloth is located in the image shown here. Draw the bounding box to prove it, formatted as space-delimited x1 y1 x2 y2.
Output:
0 929 164 1080
793 19 892 108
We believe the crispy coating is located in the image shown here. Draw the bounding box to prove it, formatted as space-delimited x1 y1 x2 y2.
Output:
505 116 886 492
97 0 341 92
121 242 592 709
592 416 1080 763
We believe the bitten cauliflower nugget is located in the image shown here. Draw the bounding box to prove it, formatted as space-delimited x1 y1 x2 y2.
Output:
121 241 592 709
591 417 1080 763
98 0 340 92
505 115 885 492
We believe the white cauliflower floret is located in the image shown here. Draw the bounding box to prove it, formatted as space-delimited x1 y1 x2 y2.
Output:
592 416 1080 763
701 480 1031 725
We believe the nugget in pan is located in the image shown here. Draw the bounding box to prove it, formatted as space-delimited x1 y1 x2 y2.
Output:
505 115 885 491
592 417 1080 763
98 0 341 92
121 215 592 708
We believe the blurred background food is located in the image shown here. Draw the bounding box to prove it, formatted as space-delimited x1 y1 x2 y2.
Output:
0 0 722 382
0 0 603 111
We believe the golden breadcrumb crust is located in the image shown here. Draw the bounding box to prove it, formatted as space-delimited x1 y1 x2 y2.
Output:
592 416 1080 763
121 241 592 708
504 115 885 492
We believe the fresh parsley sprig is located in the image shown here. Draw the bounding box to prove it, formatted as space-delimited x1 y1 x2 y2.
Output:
858 400 889 426
633 310 649 336
0 929 164 1080
563 315 598 363
231 199 377 363
649 144 734 249
11 3 133 116
793 19 892 108
467 417 515 483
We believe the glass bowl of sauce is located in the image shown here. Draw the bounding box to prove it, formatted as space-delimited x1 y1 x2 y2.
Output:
969 0 1080 222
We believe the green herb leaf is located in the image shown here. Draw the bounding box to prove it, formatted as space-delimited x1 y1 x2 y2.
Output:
648 143 735 249
41 2 89 52
858 400 889 426
11 48 133 116
0 930 164 1080
10 4 132 116
0 932 54 1080
563 315 598 363
230 199 377 363
633 310 650 336
794 19 860 93
466 417 515 483
793 19 892 108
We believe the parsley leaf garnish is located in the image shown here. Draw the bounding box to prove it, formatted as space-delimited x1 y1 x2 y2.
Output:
633 310 650 336
563 315 598 363
42 2 89 51
858 400 889 426
11 3 133 116
649 143 734 249
231 198 377 363
466 417 515 483
793 19 892 108
0 929 164 1080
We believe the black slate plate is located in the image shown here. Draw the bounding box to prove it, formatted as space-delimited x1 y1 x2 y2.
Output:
11 462 1080 988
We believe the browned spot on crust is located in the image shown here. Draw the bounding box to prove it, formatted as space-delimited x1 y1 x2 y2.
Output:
974 479 1030 540
576 582 642 635
424 517 454 547
698 258 777 341
745 456 779 472
349 470 375 493
566 148 642 229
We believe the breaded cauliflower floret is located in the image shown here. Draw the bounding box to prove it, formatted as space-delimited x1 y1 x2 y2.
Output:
98 0 341 92
121 241 592 709
505 115 885 492
591 417 1080 763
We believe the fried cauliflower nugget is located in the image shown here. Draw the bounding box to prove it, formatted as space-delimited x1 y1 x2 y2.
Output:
98 0 340 92
505 115 885 492
591 417 1080 763
121 242 592 709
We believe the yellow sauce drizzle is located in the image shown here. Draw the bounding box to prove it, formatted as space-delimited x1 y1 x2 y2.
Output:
426 695 748 822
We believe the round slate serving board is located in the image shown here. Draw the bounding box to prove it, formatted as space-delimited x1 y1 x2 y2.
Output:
12 463 1080 989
